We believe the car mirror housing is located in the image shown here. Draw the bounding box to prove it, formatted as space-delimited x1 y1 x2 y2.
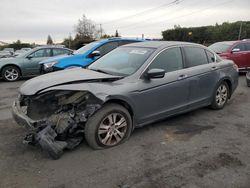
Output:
231 48 240 53
144 68 165 79
89 51 101 58
26 55 33 59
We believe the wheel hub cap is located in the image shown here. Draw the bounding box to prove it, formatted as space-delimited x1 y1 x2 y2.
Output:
98 113 127 146
216 84 227 106
5 69 18 81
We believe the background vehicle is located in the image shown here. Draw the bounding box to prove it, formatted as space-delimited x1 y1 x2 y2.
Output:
21 48 32 51
0 50 13 58
209 40 250 71
0 46 73 81
40 38 144 73
14 50 26 57
3 48 14 55
12 41 238 158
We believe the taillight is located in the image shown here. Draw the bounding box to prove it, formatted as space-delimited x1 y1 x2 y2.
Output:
233 63 239 72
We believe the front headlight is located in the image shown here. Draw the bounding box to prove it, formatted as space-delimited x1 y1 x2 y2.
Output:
43 61 58 69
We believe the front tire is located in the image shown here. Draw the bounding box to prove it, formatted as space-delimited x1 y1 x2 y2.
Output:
2 65 21 82
84 103 133 150
210 81 229 110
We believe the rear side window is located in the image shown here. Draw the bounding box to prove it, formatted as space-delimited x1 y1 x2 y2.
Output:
96 42 119 56
233 43 245 51
245 43 250 51
148 47 183 73
53 49 70 56
206 50 215 63
184 47 208 67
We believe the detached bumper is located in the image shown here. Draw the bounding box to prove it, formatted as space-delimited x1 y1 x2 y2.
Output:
12 100 41 130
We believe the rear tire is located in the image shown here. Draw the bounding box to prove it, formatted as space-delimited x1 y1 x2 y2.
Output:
210 81 229 110
84 103 133 150
2 65 21 82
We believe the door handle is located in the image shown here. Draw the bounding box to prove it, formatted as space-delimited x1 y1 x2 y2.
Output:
211 66 218 70
178 74 188 80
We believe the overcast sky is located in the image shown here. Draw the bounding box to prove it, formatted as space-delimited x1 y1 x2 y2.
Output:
0 0 249 44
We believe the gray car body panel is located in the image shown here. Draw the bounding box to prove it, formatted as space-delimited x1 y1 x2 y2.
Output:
17 41 239 127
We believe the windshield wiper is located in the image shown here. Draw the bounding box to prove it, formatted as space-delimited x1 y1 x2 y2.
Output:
89 68 112 75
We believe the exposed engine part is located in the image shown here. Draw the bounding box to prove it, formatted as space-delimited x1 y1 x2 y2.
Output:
19 90 103 159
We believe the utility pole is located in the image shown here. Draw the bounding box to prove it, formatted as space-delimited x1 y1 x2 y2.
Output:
238 22 243 40
99 24 103 39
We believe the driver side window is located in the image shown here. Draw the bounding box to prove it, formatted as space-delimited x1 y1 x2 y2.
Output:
96 42 119 56
29 49 51 58
148 47 183 73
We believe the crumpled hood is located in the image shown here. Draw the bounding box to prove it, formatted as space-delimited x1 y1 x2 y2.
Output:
20 68 122 95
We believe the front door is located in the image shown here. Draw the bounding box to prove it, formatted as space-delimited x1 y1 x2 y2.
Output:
23 48 52 75
132 47 190 124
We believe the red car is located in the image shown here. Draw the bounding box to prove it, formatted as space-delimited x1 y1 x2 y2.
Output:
209 40 250 71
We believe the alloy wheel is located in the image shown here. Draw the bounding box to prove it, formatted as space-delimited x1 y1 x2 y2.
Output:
4 68 19 81
98 113 128 146
215 84 228 107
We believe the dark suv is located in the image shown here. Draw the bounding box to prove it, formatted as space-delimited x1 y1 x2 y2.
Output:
209 40 250 71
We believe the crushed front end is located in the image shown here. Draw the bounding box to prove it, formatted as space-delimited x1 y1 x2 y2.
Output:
12 90 103 159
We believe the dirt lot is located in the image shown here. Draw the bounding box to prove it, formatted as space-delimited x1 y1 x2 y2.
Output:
0 76 250 188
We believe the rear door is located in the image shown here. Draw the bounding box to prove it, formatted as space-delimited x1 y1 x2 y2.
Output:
183 46 219 108
135 47 190 124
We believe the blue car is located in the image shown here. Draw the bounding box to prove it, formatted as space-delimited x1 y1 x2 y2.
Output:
40 38 144 72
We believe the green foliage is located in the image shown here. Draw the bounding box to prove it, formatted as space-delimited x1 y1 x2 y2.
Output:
0 40 33 50
162 21 250 45
62 34 94 50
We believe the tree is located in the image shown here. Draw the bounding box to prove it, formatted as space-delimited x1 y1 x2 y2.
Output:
75 14 100 40
47 35 53 45
115 30 120 37
162 21 250 45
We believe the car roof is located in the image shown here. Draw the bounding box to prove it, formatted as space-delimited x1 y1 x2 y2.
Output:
33 46 72 50
124 41 203 49
98 37 144 44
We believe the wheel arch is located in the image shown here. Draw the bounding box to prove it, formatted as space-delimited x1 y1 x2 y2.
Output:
104 98 136 129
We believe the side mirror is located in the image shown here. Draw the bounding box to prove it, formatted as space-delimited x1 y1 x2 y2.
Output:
26 55 33 59
89 51 101 58
144 69 165 79
232 48 240 53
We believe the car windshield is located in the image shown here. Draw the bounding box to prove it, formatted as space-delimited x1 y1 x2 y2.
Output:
88 47 155 76
74 42 100 55
209 42 232 54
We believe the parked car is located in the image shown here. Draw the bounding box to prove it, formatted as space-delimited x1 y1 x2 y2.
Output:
40 38 144 73
21 48 32 51
246 71 250 87
14 49 26 56
3 48 15 55
0 50 13 58
0 46 73 81
209 40 250 71
12 41 238 159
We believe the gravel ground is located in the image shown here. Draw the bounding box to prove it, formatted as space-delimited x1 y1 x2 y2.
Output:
0 76 249 188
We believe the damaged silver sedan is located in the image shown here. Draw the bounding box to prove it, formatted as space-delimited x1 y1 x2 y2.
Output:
12 41 239 159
